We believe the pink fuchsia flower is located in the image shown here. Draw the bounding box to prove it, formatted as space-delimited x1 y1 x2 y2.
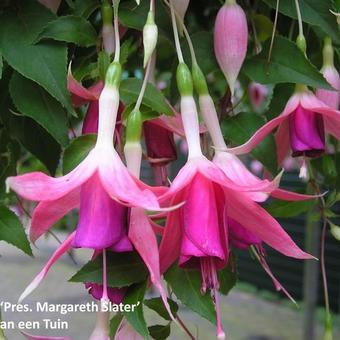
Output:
248 82 268 109
159 63 312 339
316 38 340 110
198 93 315 202
225 90 340 165
7 63 166 249
214 0 248 96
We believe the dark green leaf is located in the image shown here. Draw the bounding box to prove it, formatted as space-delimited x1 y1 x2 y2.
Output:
73 0 100 18
120 78 173 116
164 265 216 324
182 31 218 75
98 51 111 81
9 116 61 175
69 252 149 288
266 200 313 218
144 297 178 321
62 134 97 174
221 112 278 174
0 53 3 79
149 324 171 340
123 281 149 339
109 313 123 338
261 0 340 44
243 36 332 89
35 15 97 47
0 0 74 113
0 204 32 256
267 84 294 120
218 263 237 296
9 72 69 146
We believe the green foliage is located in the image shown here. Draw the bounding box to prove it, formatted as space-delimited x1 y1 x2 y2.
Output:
265 199 314 218
0 0 74 114
9 72 69 147
221 112 278 174
35 15 97 47
69 252 149 287
243 36 332 89
148 324 171 340
144 297 179 321
164 265 216 324
123 281 149 338
62 134 97 174
0 204 32 256
261 0 340 44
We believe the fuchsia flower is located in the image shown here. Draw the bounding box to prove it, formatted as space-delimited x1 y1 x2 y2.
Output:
159 64 313 338
248 82 268 109
22 332 71 340
214 0 248 95
225 91 340 165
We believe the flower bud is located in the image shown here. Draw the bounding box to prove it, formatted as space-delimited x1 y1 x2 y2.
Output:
105 61 122 88
143 11 158 67
38 0 61 13
176 62 193 97
214 0 248 96
316 38 340 109
170 0 190 35
248 82 268 109
101 0 115 55
192 63 208 96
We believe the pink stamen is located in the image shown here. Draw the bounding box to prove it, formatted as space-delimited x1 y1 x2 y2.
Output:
101 249 109 302
200 258 226 339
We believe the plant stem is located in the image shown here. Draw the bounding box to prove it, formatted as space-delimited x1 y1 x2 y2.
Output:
267 0 279 64
169 1 184 63
176 315 196 340
113 0 120 62
134 57 152 111
294 0 304 38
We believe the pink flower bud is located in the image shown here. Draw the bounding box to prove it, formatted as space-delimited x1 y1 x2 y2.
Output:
38 0 61 13
214 0 248 95
171 0 190 35
316 65 340 109
248 82 268 109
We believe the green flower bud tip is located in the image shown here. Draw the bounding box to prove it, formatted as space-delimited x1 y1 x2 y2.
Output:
101 0 113 25
105 61 122 88
192 63 209 96
176 63 193 97
322 37 334 67
126 109 143 142
296 34 307 55
143 11 158 68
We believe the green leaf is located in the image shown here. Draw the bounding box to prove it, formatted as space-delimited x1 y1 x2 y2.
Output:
0 0 74 113
109 313 123 338
266 199 313 218
0 204 32 256
120 78 173 116
122 104 158 122
62 134 97 174
218 263 237 296
164 265 216 324
9 72 69 147
35 15 97 47
253 15 273 43
329 222 340 241
243 36 332 89
182 31 218 75
73 0 100 18
69 252 149 288
221 112 278 174
149 324 171 340
267 84 294 120
9 116 61 175
261 0 340 44
98 51 111 81
123 281 149 339
144 298 178 321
